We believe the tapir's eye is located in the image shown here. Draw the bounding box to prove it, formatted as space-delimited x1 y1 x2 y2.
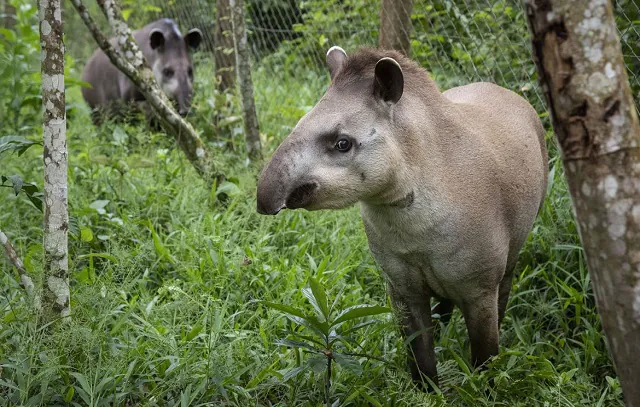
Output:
163 68 175 78
335 138 352 152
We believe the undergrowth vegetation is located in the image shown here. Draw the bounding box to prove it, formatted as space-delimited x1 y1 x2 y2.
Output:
0 0 629 405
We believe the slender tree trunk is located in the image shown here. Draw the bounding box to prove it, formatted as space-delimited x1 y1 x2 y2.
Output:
2 1 16 30
71 0 221 184
230 0 262 160
214 0 236 93
525 1 640 405
379 0 413 56
39 0 70 321
0 230 38 308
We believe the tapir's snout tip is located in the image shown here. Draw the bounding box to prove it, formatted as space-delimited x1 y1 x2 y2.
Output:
256 200 286 215
256 180 286 215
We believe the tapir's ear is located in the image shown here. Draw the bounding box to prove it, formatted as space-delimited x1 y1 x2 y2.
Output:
149 29 165 51
326 46 347 80
374 57 404 104
185 28 202 50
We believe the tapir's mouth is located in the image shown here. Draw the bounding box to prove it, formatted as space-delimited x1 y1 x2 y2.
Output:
285 182 318 210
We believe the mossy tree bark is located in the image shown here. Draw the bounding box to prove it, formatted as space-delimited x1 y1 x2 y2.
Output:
39 0 70 321
380 0 413 56
230 0 262 160
71 0 220 183
214 0 236 93
526 1 640 405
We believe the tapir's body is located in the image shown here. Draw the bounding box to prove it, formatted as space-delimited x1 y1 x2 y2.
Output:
81 18 201 120
257 48 547 386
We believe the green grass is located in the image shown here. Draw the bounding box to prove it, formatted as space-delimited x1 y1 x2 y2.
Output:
0 58 624 406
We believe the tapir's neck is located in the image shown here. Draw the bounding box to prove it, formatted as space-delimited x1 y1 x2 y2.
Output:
361 86 453 210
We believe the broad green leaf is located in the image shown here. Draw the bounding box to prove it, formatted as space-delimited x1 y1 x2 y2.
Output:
342 320 377 335
9 174 23 195
89 200 110 215
332 305 391 327
215 181 241 199
333 352 362 376
184 323 203 342
309 278 329 320
284 314 329 340
0 136 41 156
282 365 308 382
69 372 92 396
274 338 320 352
302 286 326 322
262 301 307 319
307 355 327 373
80 227 94 242
64 386 74 403
148 220 174 264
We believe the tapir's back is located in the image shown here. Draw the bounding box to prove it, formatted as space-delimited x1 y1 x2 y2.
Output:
441 82 548 265
443 82 548 206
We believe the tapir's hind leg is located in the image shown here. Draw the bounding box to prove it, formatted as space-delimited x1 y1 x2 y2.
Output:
498 252 521 326
498 271 515 326
461 290 499 368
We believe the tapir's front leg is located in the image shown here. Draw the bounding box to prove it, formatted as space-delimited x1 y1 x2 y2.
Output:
387 282 437 387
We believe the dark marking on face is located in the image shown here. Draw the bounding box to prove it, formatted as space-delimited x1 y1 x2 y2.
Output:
360 172 366 181
389 190 414 208
369 128 377 137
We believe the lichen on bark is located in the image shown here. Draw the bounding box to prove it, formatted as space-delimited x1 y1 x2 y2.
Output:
525 0 640 405
39 0 70 320
230 0 262 160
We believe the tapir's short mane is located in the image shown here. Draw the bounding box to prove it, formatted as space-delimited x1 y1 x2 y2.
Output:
332 48 439 95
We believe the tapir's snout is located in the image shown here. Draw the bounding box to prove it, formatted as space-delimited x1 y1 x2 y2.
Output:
256 141 317 215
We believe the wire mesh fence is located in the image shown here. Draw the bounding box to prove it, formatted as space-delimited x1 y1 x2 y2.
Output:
81 0 640 133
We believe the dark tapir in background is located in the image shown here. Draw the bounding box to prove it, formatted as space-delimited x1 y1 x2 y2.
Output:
257 46 548 387
81 18 202 121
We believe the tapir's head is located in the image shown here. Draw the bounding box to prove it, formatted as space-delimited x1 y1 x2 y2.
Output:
149 19 202 116
257 47 412 215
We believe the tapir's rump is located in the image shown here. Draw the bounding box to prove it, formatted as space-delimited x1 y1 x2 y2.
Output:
257 47 548 388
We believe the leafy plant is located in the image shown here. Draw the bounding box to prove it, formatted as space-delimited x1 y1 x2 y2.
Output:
264 278 391 406
0 175 43 212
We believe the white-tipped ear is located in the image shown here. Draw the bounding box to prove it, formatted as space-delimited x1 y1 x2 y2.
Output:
326 46 347 80
374 57 404 104
185 28 202 50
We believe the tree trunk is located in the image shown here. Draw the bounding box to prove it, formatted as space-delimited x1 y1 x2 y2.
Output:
71 0 221 184
214 0 236 93
525 1 640 405
39 0 70 321
0 230 38 308
230 0 262 160
379 0 413 56
3 1 16 30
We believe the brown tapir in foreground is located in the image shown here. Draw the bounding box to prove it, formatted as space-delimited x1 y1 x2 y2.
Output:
256 47 548 386
81 18 202 121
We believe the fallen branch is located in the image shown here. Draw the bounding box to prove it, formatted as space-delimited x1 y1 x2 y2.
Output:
71 0 221 183
0 229 39 308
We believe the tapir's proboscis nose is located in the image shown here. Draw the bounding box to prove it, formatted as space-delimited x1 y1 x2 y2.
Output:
256 139 316 215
